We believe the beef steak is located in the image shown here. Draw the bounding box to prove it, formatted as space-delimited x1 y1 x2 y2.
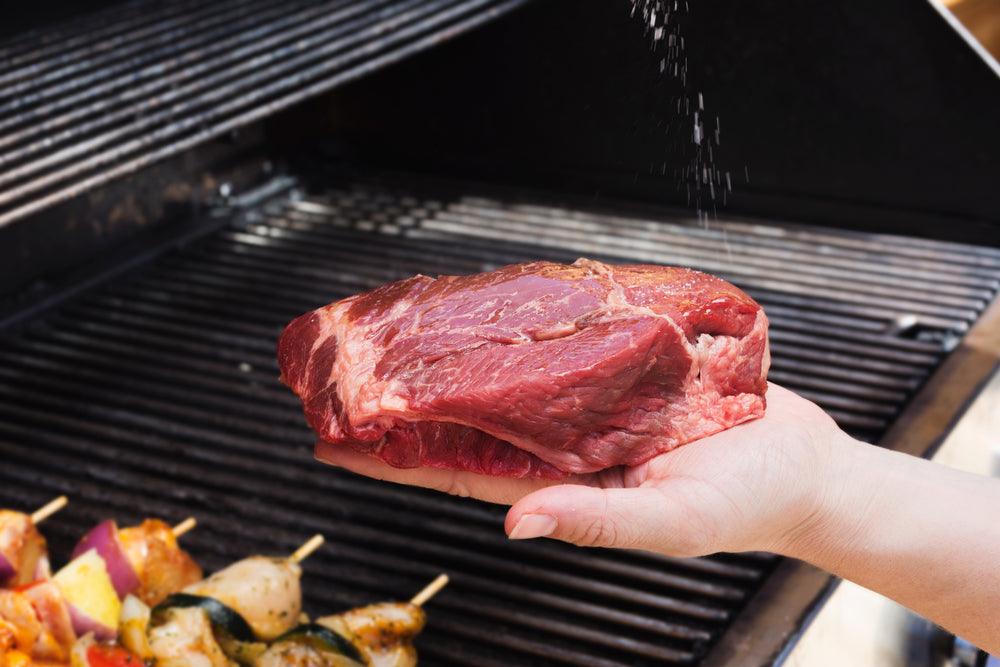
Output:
278 258 769 478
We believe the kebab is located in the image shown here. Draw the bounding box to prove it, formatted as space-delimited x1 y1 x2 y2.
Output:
294 574 450 667
1 580 75 665
144 536 446 667
134 534 322 666
54 516 201 642
0 498 73 665
71 516 202 606
6 516 445 667
0 497 67 588
2 507 200 665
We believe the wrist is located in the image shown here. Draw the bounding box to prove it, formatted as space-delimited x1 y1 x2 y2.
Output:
766 431 880 566
768 439 1000 652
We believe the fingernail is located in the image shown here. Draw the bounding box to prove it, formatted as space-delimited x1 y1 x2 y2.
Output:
508 513 558 540
313 441 335 464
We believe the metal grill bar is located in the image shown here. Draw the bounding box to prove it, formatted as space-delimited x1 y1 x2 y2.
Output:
0 0 400 162
416 205 994 328
0 0 531 227
0 0 210 73
0 0 327 143
0 0 273 98
2 174 998 665
265 184 994 440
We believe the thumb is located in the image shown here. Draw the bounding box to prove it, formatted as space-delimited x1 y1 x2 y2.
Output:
505 484 707 555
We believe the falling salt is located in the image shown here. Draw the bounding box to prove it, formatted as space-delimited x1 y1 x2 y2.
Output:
628 0 744 224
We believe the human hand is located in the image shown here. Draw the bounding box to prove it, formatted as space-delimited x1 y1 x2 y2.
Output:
314 383 856 558
318 384 1000 652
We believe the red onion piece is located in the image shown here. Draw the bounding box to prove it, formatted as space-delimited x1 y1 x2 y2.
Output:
71 519 141 599
65 599 118 641
0 552 15 583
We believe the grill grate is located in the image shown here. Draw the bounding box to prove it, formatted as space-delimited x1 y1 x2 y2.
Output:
0 0 530 228
2 174 999 665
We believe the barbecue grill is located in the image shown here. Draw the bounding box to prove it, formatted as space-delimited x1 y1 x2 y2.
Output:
2 0 999 664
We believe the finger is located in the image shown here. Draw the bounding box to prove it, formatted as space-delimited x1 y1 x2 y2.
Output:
506 484 717 557
314 440 553 505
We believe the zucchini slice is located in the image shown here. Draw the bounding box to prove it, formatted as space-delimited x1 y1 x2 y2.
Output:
152 592 256 642
274 623 366 664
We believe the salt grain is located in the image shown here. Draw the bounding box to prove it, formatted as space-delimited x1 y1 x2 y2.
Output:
628 0 740 222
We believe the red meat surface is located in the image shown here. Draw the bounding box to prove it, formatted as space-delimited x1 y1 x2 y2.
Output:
278 258 770 479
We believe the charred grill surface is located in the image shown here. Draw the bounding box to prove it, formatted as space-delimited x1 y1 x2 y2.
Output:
1 174 999 665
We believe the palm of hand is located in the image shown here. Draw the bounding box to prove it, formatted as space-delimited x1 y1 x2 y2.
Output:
316 383 838 557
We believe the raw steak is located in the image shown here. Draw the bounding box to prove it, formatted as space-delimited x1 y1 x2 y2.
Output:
278 258 769 479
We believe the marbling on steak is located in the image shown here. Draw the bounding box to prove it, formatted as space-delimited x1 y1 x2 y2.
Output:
278 258 769 479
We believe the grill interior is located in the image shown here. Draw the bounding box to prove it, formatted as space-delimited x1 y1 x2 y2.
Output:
2 170 999 665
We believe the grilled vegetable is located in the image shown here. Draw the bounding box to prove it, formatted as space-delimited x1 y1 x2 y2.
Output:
70 517 201 607
5 521 440 667
253 626 367 667
52 549 121 641
69 632 145 667
83 642 144 667
153 593 255 642
151 593 265 666
116 595 153 660
269 624 366 664
71 521 141 601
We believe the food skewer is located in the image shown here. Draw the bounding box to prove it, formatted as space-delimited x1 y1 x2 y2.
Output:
298 572 448 667
52 513 205 640
155 534 439 667
164 532 327 647
1 496 69 587
170 517 197 539
410 573 449 607
29 495 68 524
289 533 324 564
70 531 445 667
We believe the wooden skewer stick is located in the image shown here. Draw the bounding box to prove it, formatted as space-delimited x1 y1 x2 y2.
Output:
171 517 197 538
30 496 68 524
410 573 449 607
289 534 325 564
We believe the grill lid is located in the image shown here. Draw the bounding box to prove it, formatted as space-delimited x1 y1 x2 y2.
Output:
1 172 999 665
0 0 531 229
